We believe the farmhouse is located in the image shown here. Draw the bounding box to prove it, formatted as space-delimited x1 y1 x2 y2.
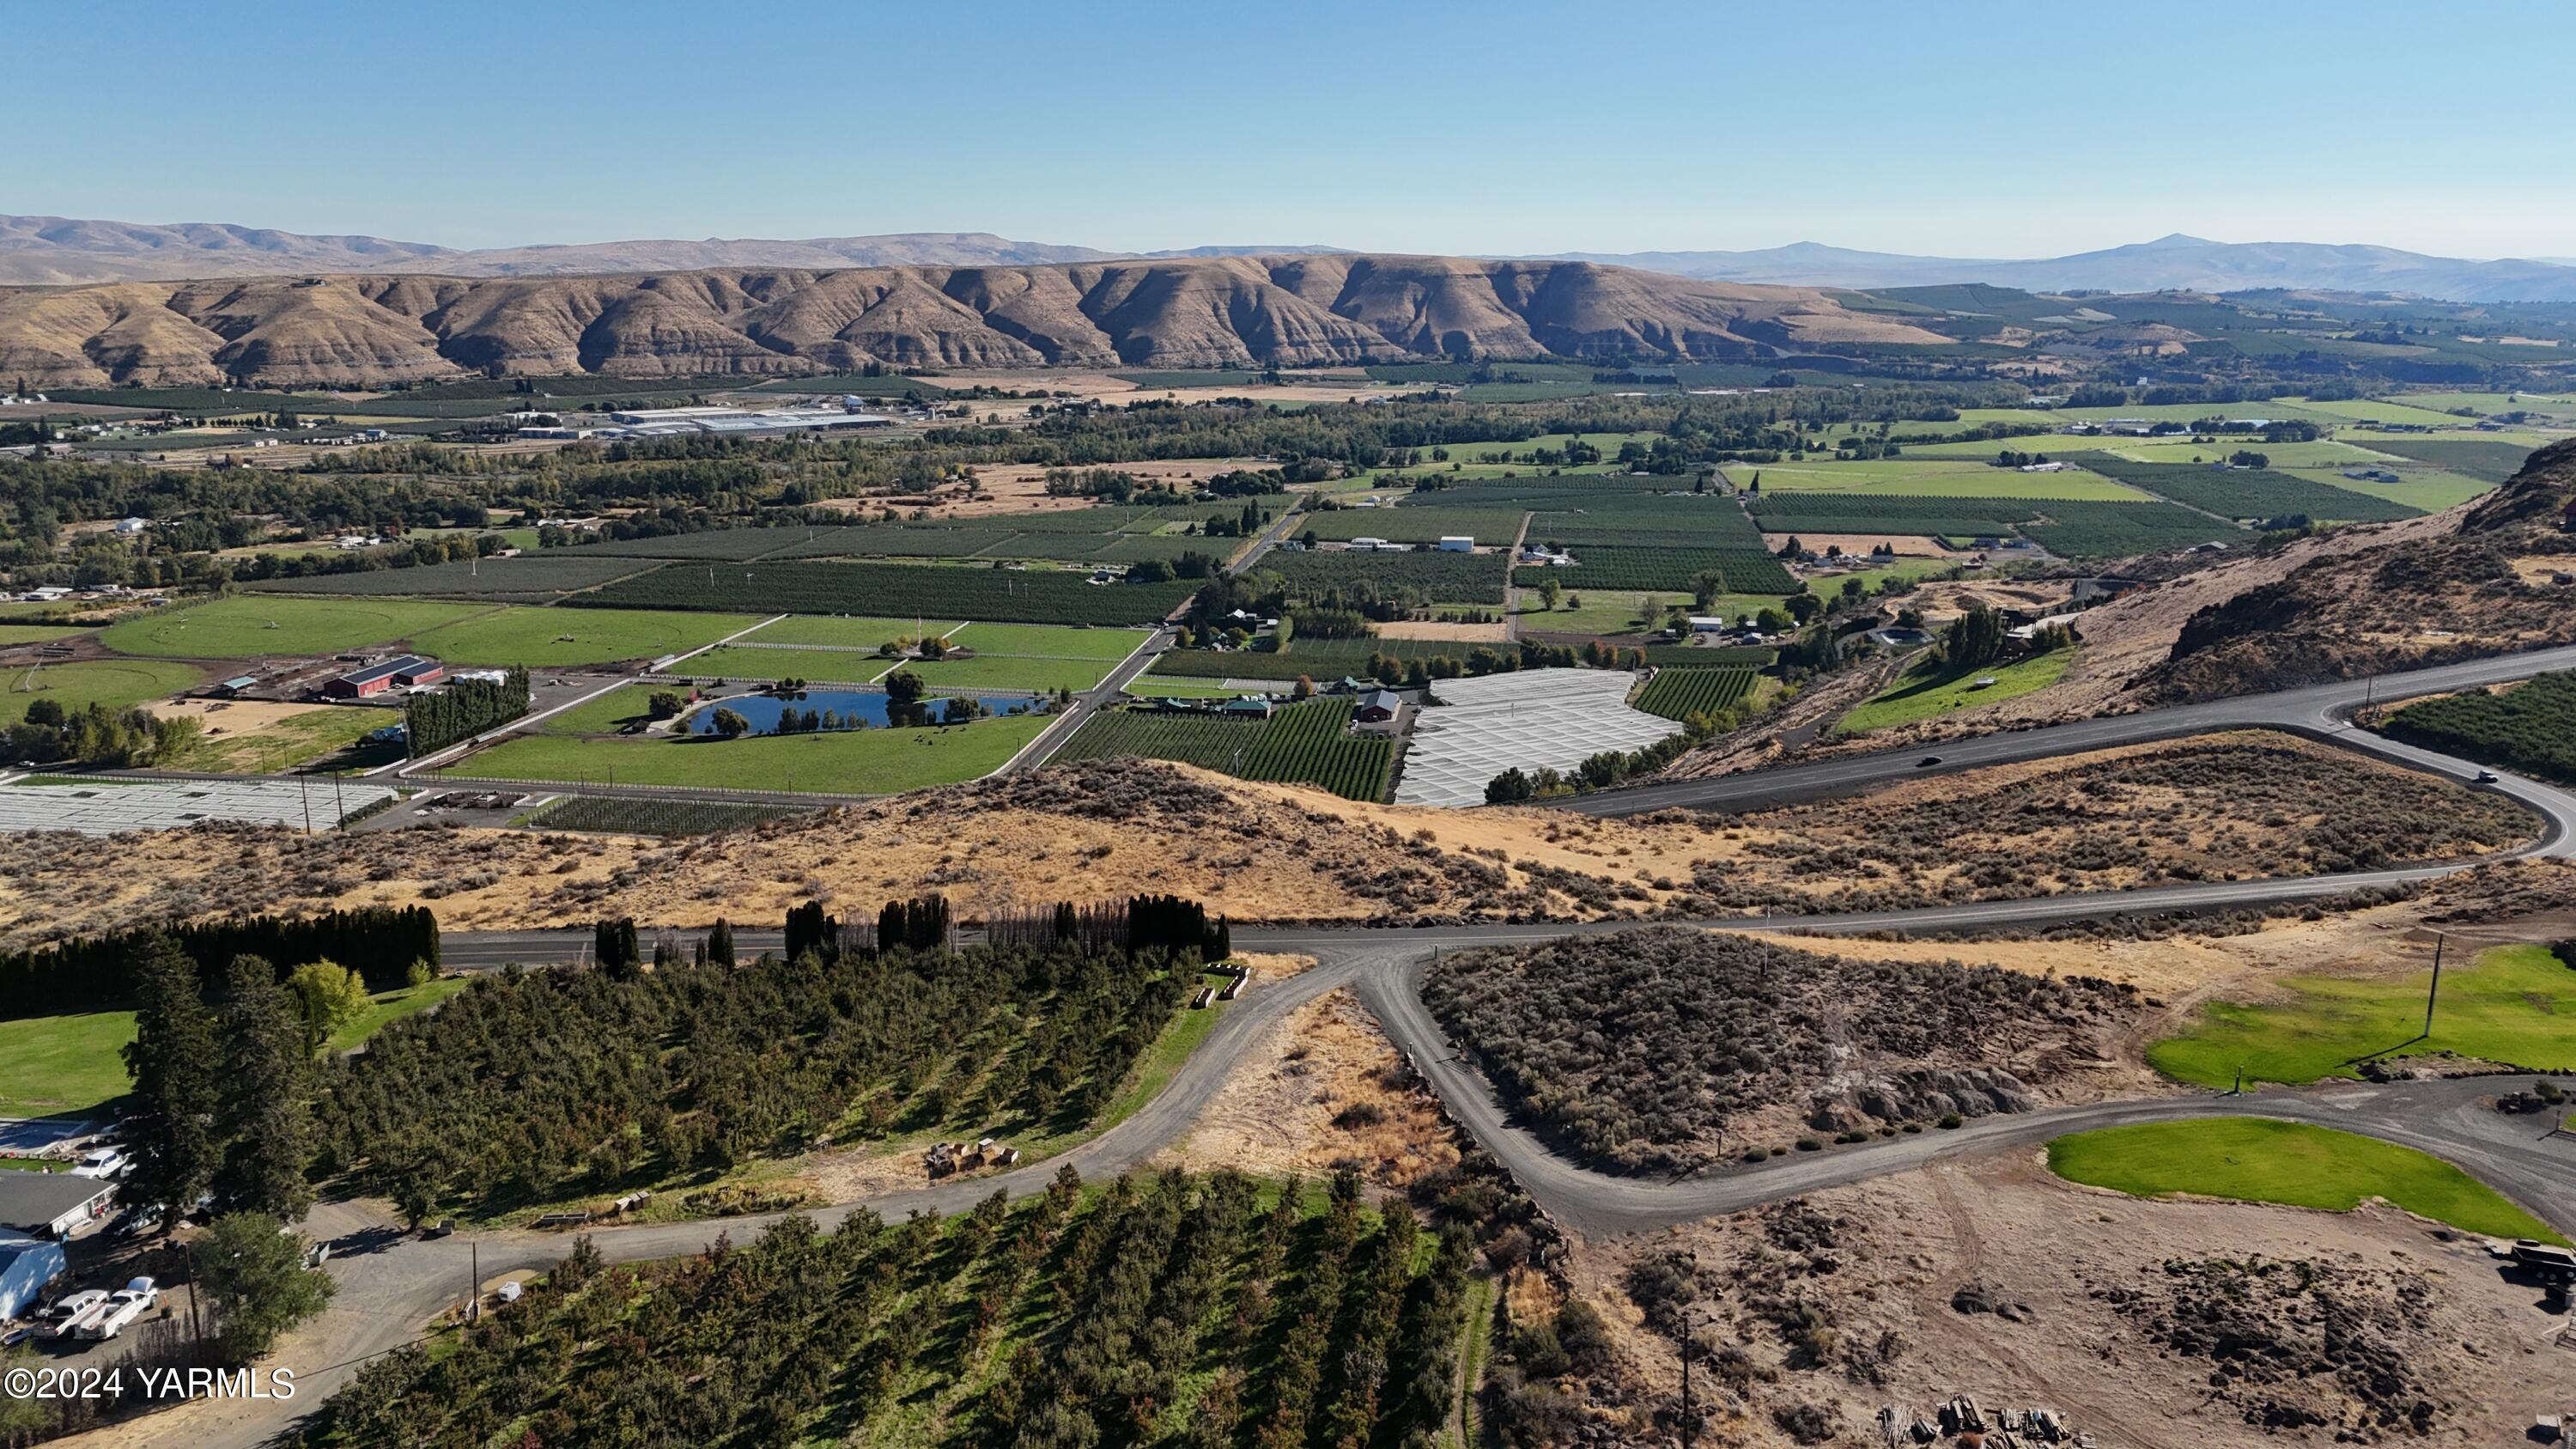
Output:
325 654 440 699
1222 697 1275 720
0 1173 115 1239
1353 690 1404 724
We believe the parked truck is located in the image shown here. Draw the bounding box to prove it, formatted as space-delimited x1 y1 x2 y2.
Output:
44 1290 109 1341
77 1278 157 1342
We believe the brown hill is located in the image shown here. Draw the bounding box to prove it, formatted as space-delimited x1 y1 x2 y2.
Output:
0 254 1951 387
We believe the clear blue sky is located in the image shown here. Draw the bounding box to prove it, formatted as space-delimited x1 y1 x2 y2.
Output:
8 0 2572 259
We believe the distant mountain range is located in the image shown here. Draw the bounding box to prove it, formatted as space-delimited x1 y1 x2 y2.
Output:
1528 234 2576 304
0 216 1345 285
5 214 2573 303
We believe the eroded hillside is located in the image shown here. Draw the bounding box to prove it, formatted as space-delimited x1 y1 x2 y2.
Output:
0 254 1951 387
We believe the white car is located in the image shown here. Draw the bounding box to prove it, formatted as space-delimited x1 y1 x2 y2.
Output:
70 1146 126 1178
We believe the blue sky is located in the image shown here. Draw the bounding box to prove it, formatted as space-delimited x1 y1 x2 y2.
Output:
8 0 2572 259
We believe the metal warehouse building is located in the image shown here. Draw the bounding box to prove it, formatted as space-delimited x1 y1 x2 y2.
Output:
324 654 441 698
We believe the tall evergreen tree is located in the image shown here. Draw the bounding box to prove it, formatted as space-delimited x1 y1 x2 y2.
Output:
120 932 220 1228
210 954 315 1221
706 918 736 968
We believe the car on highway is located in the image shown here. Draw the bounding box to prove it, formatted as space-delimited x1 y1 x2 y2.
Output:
1916 756 1942 768
2476 770 2500 783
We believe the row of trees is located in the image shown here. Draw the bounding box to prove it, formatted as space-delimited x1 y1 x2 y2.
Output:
0 697 198 769
122 938 329 1228
403 666 531 755
0 904 437 1018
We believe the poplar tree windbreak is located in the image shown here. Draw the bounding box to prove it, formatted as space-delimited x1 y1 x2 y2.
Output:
212 953 316 1221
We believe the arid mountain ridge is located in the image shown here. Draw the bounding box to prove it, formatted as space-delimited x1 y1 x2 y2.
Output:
0 254 1949 389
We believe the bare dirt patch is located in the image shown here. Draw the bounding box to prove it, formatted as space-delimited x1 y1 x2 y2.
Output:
1369 618 1512 642
1564 1160 2568 1448
1158 985 1461 1190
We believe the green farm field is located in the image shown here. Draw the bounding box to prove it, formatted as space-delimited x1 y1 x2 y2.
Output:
739 614 962 649
1742 459 2146 499
534 685 664 735
1 657 206 725
410 606 765 667
2282 466 2495 510
0 624 95 646
98 595 490 659
949 621 1154 660
1837 649 2074 734
671 646 895 684
889 653 1115 693
2046 1118 2561 1242
2148 944 2576 1087
450 714 1048 794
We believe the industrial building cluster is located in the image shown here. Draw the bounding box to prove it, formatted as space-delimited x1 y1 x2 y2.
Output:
518 403 896 442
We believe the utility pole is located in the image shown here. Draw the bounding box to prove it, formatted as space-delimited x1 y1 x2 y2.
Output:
2424 931 2446 1038
467 1239 479 1322
1678 1249 1699 1449
182 1240 204 1355
299 774 313 836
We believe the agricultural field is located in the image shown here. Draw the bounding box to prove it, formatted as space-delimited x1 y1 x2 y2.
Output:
240 553 657 600
1515 588 1701 636
1299 503 1530 545
739 614 963 649
2045 1118 2561 1241
1748 493 2044 538
1740 457 2143 499
449 713 1048 795
0 624 94 646
304 1170 1469 1449
97 595 489 659
1633 665 1759 721
1120 676 1246 698
532 685 664 735
2017 500 2245 557
518 795 813 837
1837 649 2075 734
0 657 204 725
1150 636 1513 681
2148 943 2576 1087
575 560 1197 626
1555 544 1796 594
2287 466 2495 511
2354 435 2542 483
948 622 1152 661
1053 698 1396 801
2381 670 2576 782
1255 547 1510 604
2068 454 2421 522
409 606 766 668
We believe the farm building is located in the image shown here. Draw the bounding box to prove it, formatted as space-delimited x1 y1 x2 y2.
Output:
0 1173 115 1239
0 1233 67 1318
1353 690 1404 724
209 674 260 697
1437 535 1474 552
324 654 440 698
1222 697 1275 720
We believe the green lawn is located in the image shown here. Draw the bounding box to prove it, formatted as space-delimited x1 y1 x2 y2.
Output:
2046 1117 2564 1242
0 624 96 646
676 645 894 684
450 714 1049 794
1127 677 1261 698
0 1011 137 1118
168 704 386 773
740 614 963 649
0 657 206 726
890 653 1114 693
949 622 1154 661
0 980 467 1120
98 595 490 659
1836 648 2074 734
535 684 666 735
410 606 764 667
326 977 469 1052
2148 944 2576 1087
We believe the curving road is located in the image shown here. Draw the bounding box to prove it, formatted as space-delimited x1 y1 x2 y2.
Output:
87 643 2576 1448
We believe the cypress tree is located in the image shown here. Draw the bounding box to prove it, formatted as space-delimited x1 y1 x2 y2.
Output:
707 918 736 968
121 931 221 1228
210 954 314 1221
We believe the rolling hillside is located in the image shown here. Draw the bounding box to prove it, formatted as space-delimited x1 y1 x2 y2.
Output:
0 254 1950 387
